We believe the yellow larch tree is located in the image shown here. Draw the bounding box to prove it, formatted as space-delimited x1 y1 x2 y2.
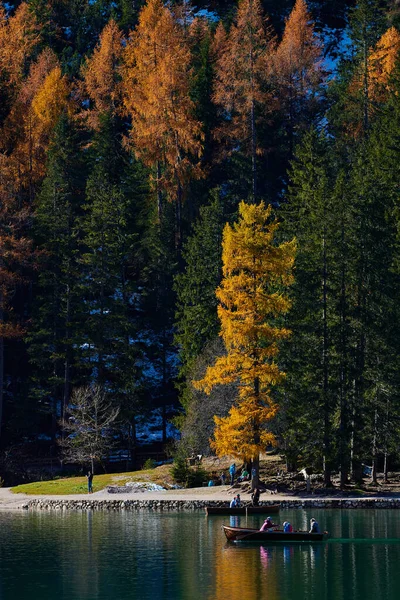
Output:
212 0 276 202
122 0 203 227
194 201 296 487
1 51 70 200
369 26 400 99
347 26 400 137
31 65 70 133
81 18 124 128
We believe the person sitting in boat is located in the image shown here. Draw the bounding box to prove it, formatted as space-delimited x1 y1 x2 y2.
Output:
309 518 320 533
251 487 260 506
229 494 241 508
259 517 275 532
283 521 293 533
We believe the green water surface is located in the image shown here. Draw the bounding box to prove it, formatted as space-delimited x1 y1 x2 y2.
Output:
1 508 399 600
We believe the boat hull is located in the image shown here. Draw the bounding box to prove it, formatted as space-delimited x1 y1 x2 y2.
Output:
222 525 329 542
205 505 280 516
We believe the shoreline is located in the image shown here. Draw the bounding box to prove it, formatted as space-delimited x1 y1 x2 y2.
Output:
2 486 400 512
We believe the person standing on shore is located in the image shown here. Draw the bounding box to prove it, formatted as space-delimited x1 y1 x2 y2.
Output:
229 463 236 485
251 487 260 506
87 471 93 494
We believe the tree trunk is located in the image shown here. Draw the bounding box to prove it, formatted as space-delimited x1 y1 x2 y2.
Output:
156 160 162 220
0 333 3 443
251 453 260 490
322 227 331 486
251 375 260 489
339 216 350 487
176 180 183 251
62 283 71 419
383 395 390 483
371 408 378 485
251 97 257 203
162 326 167 445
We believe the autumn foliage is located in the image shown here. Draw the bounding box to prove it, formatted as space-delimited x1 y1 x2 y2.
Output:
212 0 276 167
273 0 323 144
194 202 296 466
81 19 124 128
123 0 203 213
369 26 400 96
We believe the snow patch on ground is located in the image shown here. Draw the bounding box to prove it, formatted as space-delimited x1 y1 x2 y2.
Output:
125 481 167 492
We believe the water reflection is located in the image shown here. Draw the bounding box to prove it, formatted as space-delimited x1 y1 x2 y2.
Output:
1 510 400 600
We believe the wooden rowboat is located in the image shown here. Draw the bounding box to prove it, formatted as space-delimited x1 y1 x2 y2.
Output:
205 504 280 516
222 525 329 542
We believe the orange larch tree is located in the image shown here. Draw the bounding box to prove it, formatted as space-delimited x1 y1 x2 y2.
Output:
2 51 70 201
0 2 41 91
273 0 323 154
80 18 124 129
122 0 203 229
194 201 296 487
212 0 276 202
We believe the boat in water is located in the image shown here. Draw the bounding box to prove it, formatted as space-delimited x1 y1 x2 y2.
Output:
222 525 329 542
205 504 280 516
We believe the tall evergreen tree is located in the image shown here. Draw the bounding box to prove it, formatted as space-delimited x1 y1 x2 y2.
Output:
174 193 224 408
28 113 86 431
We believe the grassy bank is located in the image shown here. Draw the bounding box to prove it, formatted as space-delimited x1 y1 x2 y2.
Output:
11 464 174 495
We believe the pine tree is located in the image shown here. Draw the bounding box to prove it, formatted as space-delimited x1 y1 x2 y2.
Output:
79 112 150 456
28 113 86 431
283 130 337 484
174 192 224 409
194 201 296 486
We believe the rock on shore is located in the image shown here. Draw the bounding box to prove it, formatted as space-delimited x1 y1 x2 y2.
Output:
21 498 400 511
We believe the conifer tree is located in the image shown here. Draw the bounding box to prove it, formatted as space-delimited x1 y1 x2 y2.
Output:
194 201 296 486
122 0 203 234
281 128 344 482
0 3 40 91
29 113 86 427
80 18 123 129
273 0 324 156
174 193 224 408
212 0 276 202
79 112 150 454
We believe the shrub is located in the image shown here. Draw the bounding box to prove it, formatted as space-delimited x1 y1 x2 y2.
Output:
170 454 207 488
142 458 157 470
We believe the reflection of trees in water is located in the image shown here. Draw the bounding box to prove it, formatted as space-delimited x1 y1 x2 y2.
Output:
210 541 280 600
210 535 327 600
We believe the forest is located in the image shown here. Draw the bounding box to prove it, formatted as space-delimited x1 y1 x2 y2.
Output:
0 0 400 486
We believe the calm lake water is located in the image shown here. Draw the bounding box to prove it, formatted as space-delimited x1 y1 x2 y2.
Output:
1 508 400 600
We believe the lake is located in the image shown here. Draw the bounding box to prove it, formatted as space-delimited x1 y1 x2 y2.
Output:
1 508 400 600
